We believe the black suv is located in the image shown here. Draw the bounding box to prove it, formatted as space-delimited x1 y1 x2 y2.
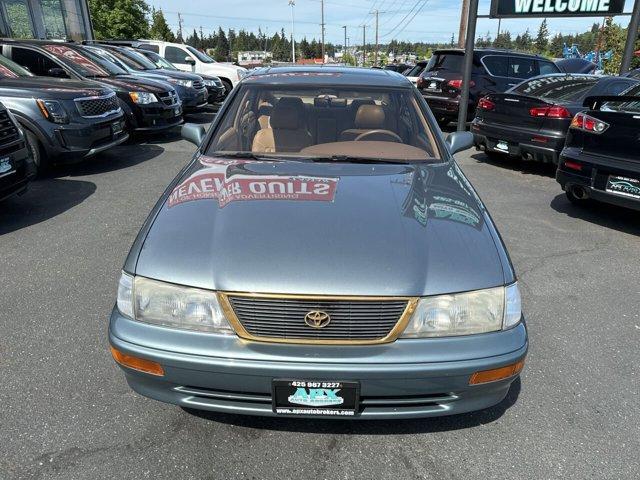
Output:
417 49 561 125
0 40 183 133
0 101 35 201
0 53 127 173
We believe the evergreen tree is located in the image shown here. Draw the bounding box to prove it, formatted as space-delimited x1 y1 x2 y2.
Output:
148 8 175 42
88 0 149 39
494 31 512 49
214 27 230 61
601 17 626 74
535 19 549 54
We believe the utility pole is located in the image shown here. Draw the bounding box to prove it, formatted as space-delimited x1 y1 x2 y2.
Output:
289 0 296 63
497 18 501 38
621 0 640 74
177 13 184 41
458 0 469 48
199 26 204 42
320 0 325 63
362 24 366 66
343 25 347 55
373 9 379 67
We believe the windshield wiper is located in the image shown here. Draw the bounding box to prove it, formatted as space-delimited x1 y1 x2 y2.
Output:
209 152 286 161
304 155 413 164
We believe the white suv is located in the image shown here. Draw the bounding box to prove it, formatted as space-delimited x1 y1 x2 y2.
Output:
136 40 247 93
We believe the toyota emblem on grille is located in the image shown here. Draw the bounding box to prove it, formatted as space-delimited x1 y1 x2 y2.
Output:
304 310 331 329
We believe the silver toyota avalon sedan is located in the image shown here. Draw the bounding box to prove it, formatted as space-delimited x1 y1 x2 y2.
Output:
110 67 527 419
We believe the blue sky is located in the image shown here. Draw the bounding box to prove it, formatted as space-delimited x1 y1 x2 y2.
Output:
149 0 636 44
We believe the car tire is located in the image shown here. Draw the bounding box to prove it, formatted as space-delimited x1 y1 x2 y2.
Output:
24 130 48 176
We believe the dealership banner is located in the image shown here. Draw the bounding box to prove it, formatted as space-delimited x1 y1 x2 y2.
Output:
490 0 626 18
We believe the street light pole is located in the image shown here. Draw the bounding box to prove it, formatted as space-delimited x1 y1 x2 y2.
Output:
321 0 325 63
289 0 296 63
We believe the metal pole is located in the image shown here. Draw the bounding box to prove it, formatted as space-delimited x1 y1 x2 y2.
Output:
374 10 379 66
321 0 325 63
457 0 479 131
620 0 640 74
362 24 366 66
497 18 501 38
289 0 296 63
343 25 347 55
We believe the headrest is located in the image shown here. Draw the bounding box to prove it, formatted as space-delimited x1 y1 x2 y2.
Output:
258 104 272 117
355 104 385 129
271 97 305 130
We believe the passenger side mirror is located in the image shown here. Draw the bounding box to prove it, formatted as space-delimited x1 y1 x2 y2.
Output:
47 67 68 78
184 56 196 65
181 123 206 147
445 131 474 155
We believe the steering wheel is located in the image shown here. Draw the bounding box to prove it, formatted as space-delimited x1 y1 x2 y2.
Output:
355 130 403 143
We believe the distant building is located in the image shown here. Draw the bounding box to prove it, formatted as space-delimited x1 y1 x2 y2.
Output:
0 0 93 40
238 51 273 67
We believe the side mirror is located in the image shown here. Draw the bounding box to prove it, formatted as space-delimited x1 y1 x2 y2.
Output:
181 123 206 146
184 56 196 65
48 67 68 78
445 131 474 155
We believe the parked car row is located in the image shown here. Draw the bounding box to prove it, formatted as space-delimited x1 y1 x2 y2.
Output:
0 39 230 202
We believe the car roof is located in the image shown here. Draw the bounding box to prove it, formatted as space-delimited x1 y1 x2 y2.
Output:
243 66 412 87
433 48 546 59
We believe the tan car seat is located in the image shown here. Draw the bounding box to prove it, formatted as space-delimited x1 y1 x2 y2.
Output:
252 97 312 153
339 104 387 141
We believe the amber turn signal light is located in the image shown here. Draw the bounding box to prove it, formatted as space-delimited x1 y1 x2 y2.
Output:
110 346 164 376
469 359 525 385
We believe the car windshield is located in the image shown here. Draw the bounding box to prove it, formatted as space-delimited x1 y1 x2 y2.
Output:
142 51 178 70
43 44 126 77
83 46 132 72
513 75 598 101
117 48 158 70
425 54 464 73
207 82 441 163
187 46 214 63
0 54 32 78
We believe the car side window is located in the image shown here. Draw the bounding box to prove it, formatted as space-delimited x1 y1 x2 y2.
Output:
481 55 509 77
165 46 188 64
139 44 159 53
601 81 635 96
538 61 559 75
509 57 538 79
10 46 60 76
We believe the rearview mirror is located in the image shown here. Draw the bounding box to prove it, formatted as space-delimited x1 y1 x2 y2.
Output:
47 67 68 78
445 131 474 155
181 123 206 146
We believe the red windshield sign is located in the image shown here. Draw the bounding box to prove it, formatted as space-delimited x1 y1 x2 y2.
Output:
168 158 339 209
490 0 625 18
43 45 108 76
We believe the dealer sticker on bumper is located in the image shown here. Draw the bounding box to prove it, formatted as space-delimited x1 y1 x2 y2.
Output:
272 380 359 416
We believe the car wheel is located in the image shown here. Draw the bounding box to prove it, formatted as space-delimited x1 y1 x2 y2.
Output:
24 130 48 175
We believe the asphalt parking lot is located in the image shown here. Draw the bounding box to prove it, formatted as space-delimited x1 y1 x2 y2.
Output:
1 116 639 480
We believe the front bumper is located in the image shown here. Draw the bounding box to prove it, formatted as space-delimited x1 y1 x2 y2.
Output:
205 85 225 104
181 88 209 111
557 148 640 211
109 309 528 419
472 118 564 164
0 140 34 201
129 102 184 132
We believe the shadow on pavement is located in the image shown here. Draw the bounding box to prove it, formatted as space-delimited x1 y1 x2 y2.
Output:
470 152 557 178
51 143 165 178
183 378 521 435
0 178 96 235
550 194 640 236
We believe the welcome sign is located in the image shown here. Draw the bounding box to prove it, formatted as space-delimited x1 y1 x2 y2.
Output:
490 0 626 18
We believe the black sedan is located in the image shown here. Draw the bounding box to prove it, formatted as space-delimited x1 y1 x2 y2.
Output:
557 87 640 210
471 74 639 164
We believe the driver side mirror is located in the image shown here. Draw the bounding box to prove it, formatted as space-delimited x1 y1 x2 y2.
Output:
47 67 69 78
184 56 196 65
181 123 206 147
445 131 474 155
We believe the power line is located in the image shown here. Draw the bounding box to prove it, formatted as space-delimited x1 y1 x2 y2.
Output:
390 0 430 39
380 0 426 38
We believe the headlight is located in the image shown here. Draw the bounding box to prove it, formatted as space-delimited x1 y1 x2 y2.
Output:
168 78 193 88
116 273 234 334
36 99 69 124
203 79 221 87
401 283 522 338
129 92 158 104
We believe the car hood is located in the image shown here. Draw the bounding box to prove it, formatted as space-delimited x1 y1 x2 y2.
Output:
94 75 172 93
0 77 109 99
134 155 506 296
147 69 202 81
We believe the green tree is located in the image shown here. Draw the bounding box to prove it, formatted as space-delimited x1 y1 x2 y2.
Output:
535 19 549 54
213 27 229 61
88 0 149 39
601 17 626 74
493 31 512 49
515 29 533 51
149 8 175 42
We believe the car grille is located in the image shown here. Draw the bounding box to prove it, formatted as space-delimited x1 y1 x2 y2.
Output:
75 93 120 118
222 294 415 344
0 110 20 146
158 90 179 106
193 80 204 90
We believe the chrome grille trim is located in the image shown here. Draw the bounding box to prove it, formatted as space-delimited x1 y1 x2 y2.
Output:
158 90 179 106
74 92 121 118
219 293 418 345
0 110 20 145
